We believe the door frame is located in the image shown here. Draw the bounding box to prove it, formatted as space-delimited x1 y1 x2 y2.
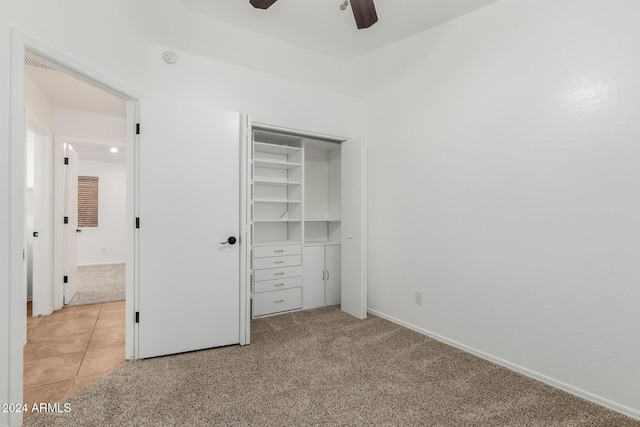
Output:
240 115 251 345
8 29 140 426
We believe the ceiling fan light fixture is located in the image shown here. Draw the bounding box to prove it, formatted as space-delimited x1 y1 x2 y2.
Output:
350 0 378 29
249 0 378 29
249 0 278 9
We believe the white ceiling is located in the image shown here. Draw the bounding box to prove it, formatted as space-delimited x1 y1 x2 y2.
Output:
180 0 501 60
71 144 127 164
26 63 128 164
26 65 127 118
24 0 503 165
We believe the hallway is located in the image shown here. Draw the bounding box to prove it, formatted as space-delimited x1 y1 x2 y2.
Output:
24 301 126 420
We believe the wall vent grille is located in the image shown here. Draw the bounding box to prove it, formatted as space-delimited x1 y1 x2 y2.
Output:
25 55 57 71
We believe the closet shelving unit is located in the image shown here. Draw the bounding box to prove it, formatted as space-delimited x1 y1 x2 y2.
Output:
250 129 348 318
252 135 303 247
250 131 305 317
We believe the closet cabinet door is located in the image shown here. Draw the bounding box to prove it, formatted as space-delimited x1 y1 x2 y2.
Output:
341 137 366 319
325 245 341 306
303 246 325 309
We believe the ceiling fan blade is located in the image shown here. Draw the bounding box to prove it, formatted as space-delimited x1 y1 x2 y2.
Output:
350 0 378 29
249 0 278 9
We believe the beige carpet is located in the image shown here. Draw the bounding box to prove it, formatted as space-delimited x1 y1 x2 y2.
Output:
25 306 639 426
68 264 125 306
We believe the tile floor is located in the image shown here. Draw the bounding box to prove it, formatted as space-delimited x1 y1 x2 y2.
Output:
24 301 126 420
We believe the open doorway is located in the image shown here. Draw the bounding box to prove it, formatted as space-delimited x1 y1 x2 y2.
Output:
25 52 129 308
23 51 131 418
62 138 128 307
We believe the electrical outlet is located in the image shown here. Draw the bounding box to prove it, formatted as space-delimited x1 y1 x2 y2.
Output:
415 290 423 305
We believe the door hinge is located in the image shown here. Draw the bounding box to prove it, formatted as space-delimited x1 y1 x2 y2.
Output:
64 157 69 165
63 275 68 284
135 312 140 323
135 217 140 229
64 216 69 224
136 123 140 135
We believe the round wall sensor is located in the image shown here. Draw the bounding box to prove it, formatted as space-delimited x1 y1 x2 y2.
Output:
163 50 177 64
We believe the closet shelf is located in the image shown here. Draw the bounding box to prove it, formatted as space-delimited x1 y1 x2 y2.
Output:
253 240 302 247
254 141 301 155
253 179 302 187
253 219 302 223
304 240 341 247
254 198 301 204
254 159 302 170
304 219 341 222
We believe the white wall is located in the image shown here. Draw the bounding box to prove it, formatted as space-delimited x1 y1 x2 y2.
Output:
146 46 363 138
76 160 127 266
25 73 53 130
362 0 640 417
143 3 353 96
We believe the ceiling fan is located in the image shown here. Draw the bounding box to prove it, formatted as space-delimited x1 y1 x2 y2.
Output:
249 0 378 30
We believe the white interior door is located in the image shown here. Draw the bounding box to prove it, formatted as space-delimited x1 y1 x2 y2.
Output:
138 99 241 359
341 137 367 319
31 131 53 316
303 245 325 309
64 145 79 304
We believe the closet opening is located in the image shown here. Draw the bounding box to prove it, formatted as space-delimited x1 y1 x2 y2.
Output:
247 126 366 320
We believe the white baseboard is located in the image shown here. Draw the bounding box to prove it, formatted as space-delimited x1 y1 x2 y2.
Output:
367 308 640 421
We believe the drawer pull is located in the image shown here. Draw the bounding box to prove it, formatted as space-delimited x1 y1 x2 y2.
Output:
274 272 285 276
274 299 285 303
273 261 284 264
274 283 285 287
274 250 285 253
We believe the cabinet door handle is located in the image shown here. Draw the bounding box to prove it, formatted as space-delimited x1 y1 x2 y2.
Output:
275 272 285 276
322 271 325 280
274 261 284 264
274 299 284 304
274 283 285 287
274 250 285 253
326 270 329 280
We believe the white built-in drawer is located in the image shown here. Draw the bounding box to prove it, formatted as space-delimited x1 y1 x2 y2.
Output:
253 288 302 317
254 276 302 294
254 244 302 258
253 255 301 270
254 266 302 282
